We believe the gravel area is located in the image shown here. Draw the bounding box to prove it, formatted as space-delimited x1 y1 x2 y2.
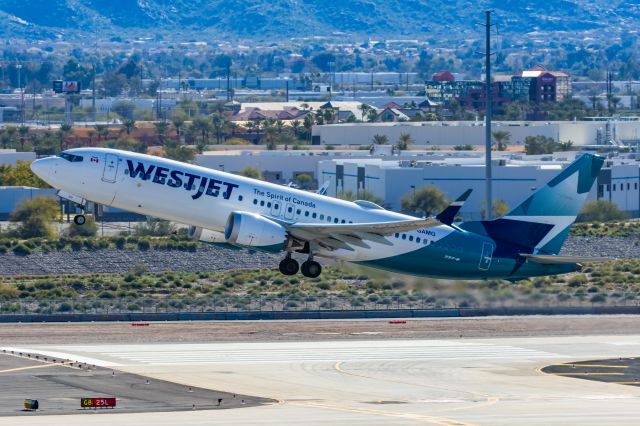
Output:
0 236 636 276
560 236 640 258
0 245 279 276
1 316 639 345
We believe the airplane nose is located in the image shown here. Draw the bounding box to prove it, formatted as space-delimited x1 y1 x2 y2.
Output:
30 157 53 180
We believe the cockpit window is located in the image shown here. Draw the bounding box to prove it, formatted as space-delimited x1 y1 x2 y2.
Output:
59 153 84 162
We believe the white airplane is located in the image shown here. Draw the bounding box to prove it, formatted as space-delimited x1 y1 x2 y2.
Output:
31 148 605 279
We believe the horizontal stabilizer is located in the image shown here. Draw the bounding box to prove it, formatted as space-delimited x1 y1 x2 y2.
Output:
520 254 614 265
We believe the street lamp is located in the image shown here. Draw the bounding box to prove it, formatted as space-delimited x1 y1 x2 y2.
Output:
16 64 23 124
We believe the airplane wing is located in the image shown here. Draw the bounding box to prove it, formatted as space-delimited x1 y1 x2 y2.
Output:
287 218 440 251
520 254 615 264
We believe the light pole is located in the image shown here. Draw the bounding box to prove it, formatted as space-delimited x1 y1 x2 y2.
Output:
16 64 23 124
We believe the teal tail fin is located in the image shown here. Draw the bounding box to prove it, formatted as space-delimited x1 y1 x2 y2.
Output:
436 189 472 225
461 154 604 254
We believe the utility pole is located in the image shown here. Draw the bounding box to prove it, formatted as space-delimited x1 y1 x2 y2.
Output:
483 10 494 219
16 64 24 124
92 64 96 122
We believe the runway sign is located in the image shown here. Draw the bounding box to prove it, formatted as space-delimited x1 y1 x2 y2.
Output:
80 397 116 409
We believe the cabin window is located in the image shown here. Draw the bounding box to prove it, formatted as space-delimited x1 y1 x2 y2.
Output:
320 214 325 220
260 200 265 206
297 209 301 215
253 199 258 205
274 203 279 210
416 237 421 243
334 218 339 223
312 213 317 219
267 202 272 208
409 236 414 242
238 195 243 202
341 219 346 223
401 234 406 240
288 206 293 213
305 211 310 217
395 233 400 238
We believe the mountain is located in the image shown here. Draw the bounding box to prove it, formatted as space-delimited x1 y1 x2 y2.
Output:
0 0 636 42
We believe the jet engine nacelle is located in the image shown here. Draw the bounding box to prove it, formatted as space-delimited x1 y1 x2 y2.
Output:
187 226 227 243
225 211 287 252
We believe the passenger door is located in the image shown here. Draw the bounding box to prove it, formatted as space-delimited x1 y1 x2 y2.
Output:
102 153 119 183
478 242 494 271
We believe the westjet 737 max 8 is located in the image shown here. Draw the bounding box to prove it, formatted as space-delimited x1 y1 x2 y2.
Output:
31 148 606 279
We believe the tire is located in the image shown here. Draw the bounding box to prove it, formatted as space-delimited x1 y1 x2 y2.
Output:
279 258 299 276
301 260 321 278
73 215 86 226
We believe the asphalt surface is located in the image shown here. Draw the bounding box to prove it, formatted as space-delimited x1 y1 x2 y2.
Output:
543 357 640 387
0 352 271 416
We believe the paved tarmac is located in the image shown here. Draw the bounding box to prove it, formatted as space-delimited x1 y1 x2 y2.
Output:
0 352 269 417
2 319 640 425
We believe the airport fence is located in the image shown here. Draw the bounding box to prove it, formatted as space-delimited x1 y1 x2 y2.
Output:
1 292 639 316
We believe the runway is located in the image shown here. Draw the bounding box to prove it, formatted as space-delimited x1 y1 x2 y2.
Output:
3 329 640 425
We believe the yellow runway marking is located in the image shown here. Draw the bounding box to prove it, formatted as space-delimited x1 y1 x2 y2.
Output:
613 382 640 385
559 364 629 369
0 363 58 374
550 372 625 376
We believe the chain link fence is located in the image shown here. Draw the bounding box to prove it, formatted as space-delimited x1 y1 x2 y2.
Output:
1 292 640 315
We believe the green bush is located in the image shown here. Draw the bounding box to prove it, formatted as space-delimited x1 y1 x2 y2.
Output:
68 216 98 237
577 201 627 222
12 244 32 256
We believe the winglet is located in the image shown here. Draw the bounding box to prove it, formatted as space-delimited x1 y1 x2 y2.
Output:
317 181 330 195
436 189 472 226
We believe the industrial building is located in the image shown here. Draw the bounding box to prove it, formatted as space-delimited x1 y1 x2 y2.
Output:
317 152 640 219
312 119 640 147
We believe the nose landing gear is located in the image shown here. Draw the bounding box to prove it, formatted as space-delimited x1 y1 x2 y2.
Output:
73 214 86 225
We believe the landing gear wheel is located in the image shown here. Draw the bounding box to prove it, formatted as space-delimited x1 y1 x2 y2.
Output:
73 214 86 226
279 257 299 276
301 260 321 278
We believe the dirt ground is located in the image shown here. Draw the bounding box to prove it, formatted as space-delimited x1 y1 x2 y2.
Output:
1 315 639 345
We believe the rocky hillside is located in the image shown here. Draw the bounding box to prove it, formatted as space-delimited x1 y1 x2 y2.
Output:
0 0 636 41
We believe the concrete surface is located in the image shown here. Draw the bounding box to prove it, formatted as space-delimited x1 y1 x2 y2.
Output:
0 353 269 416
0 317 640 426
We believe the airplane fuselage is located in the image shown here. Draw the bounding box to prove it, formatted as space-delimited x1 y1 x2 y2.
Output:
32 148 579 280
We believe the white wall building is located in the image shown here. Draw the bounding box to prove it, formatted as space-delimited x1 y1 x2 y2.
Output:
0 150 36 166
312 120 640 147
317 153 640 219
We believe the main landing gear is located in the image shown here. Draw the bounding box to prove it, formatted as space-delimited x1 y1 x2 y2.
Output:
301 259 321 278
278 255 322 278
279 255 299 276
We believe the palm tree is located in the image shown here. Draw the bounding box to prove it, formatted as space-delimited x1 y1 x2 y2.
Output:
94 124 108 142
367 109 378 122
372 134 389 145
210 114 228 144
396 133 414 151
275 119 285 134
123 119 137 135
87 129 96 145
171 114 185 139
358 103 371 122
154 121 170 145
302 114 314 142
18 125 29 151
491 130 511 151
4 126 17 149
191 116 211 151
291 120 301 137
